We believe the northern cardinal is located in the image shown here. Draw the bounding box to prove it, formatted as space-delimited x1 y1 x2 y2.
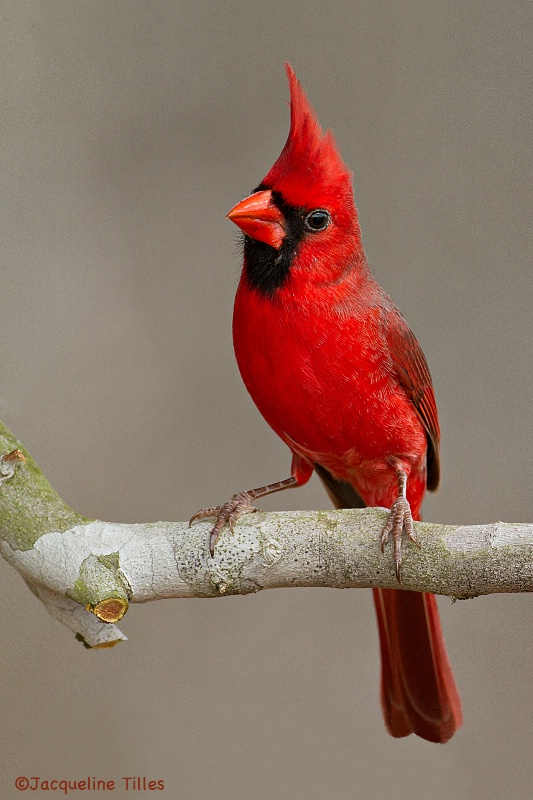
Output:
192 65 462 743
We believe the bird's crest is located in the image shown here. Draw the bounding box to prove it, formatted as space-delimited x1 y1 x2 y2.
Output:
262 64 354 210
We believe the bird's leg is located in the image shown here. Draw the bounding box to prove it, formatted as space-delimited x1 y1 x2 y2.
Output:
190 476 298 557
380 465 420 583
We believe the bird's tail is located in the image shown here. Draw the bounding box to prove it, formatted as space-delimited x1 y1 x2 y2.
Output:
373 586 462 742
316 465 462 743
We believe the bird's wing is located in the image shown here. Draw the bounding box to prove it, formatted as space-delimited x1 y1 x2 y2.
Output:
384 308 440 490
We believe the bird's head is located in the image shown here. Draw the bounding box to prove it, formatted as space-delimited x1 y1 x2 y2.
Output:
227 64 364 296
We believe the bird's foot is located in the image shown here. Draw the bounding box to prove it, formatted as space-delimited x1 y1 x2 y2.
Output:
191 476 299 558
189 491 260 557
380 494 420 583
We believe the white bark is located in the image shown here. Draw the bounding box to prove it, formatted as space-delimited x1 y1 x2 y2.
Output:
3 511 533 647
0 424 532 648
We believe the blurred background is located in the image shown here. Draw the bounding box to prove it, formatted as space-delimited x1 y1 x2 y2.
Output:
1 1 532 798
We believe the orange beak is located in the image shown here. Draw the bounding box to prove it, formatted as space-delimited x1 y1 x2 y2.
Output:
226 189 285 250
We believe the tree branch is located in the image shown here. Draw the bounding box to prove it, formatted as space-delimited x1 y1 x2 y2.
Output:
1 422 532 648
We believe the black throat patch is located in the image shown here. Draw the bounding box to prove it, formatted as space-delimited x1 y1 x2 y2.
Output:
243 187 306 297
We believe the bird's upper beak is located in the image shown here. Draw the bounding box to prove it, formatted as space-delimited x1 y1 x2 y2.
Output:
226 189 285 250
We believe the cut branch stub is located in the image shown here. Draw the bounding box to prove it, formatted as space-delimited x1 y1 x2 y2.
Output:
69 552 132 623
91 597 129 624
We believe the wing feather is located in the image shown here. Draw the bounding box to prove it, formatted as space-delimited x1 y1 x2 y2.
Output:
385 309 440 490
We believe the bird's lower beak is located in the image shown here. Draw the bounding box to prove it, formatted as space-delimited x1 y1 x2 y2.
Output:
226 189 285 250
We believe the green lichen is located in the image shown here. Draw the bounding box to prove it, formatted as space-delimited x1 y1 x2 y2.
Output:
72 577 92 607
0 422 90 550
97 551 120 571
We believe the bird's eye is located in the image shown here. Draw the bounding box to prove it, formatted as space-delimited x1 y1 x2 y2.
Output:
304 209 331 232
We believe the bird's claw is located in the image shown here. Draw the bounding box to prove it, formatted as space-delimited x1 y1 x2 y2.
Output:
189 491 260 557
380 495 420 583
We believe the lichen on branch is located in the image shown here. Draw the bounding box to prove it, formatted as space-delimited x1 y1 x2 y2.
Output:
0 421 532 648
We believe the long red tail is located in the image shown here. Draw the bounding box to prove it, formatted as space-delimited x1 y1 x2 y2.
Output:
373 587 462 742
316 466 462 743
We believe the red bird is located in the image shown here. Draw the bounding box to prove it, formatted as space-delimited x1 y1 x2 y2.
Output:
192 65 462 743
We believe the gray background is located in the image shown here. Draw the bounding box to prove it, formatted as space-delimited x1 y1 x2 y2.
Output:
2 2 532 798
